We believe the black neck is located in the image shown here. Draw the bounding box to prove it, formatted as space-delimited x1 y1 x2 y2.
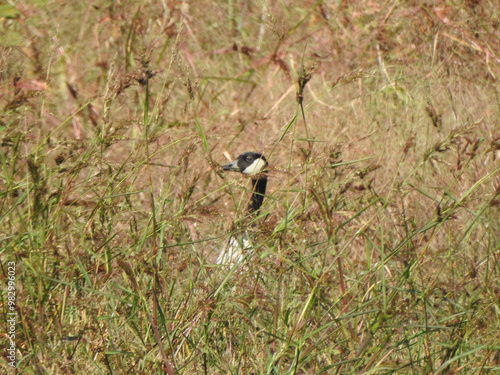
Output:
249 175 267 213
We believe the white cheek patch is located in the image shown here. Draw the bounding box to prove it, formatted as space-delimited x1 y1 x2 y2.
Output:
243 158 266 175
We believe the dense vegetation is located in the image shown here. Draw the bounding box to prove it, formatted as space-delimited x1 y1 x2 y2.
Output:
1 1 499 373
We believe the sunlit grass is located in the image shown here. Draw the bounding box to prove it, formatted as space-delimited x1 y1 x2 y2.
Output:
1 1 499 374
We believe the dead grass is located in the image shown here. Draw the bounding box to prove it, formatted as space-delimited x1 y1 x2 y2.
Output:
1 1 500 374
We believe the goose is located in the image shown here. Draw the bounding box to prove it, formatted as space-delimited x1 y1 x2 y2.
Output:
216 152 268 266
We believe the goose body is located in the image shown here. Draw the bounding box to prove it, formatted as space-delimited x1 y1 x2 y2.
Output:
216 234 252 265
217 152 268 266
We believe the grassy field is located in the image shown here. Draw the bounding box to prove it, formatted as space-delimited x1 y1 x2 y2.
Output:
1 1 500 374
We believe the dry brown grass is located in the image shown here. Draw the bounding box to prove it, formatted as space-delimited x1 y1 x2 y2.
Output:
1 1 500 374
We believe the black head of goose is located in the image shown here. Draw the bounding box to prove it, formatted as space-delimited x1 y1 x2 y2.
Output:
222 152 268 213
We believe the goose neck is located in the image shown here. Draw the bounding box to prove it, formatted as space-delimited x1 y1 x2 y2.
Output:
249 175 267 212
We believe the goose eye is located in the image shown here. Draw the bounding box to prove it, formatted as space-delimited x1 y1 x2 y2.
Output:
246 156 252 162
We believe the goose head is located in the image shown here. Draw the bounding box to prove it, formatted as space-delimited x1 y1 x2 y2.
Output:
222 152 268 176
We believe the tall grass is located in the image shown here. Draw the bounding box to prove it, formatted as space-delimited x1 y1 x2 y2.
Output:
1 1 499 374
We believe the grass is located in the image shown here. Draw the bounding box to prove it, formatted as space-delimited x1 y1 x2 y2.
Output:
1 1 500 374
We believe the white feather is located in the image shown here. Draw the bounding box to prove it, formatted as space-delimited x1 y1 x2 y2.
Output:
216 235 253 265
242 158 266 175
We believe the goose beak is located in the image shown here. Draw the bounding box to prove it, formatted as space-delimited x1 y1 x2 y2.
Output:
222 159 240 172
